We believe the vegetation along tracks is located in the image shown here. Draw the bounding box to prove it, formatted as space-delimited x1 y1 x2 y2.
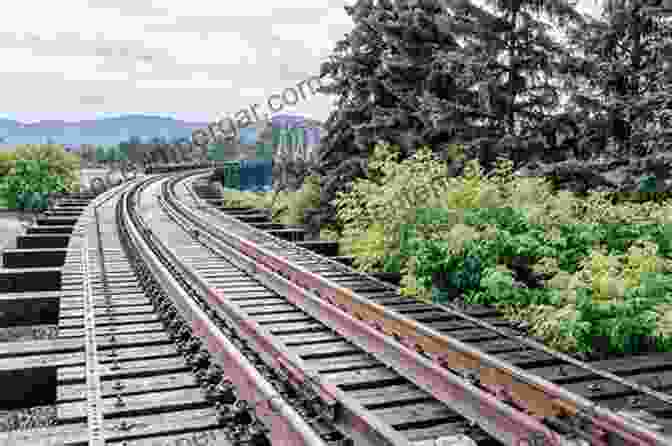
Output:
9 168 667 445
162 168 672 446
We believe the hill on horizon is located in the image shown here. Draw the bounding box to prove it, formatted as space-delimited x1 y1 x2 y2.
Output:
0 114 325 151
0 115 209 150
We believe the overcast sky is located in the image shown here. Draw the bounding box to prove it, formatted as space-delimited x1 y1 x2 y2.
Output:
0 0 602 125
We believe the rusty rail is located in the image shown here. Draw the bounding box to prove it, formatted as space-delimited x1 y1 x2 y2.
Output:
119 176 330 446
169 170 672 446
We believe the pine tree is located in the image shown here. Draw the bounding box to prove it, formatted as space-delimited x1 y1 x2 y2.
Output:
566 0 672 158
95 146 107 165
311 0 584 231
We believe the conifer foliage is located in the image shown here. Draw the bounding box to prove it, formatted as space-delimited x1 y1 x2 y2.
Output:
309 0 671 232
564 0 672 158
312 0 587 229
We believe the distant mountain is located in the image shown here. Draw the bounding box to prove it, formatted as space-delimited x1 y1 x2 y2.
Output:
0 115 209 149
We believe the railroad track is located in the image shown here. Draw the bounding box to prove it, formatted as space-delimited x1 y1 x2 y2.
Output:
2 168 671 446
0 182 238 446
131 173 487 446
163 169 672 446
0 173 484 446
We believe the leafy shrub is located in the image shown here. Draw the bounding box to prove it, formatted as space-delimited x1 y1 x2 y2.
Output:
567 285 662 354
347 223 387 271
465 264 562 307
319 226 341 242
220 174 321 227
511 240 672 353
0 151 16 177
411 223 484 298
0 159 66 210
13 143 80 192
329 139 672 355
473 266 517 304
336 146 536 296
335 143 457 274
399 255 432 301
278 174 321 226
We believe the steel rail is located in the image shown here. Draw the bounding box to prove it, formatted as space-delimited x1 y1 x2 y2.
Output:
67 186 122 446
177 171 672 446
165 172 582 446
119 175 330 446
156 190 419 446
186 172 672 412
92 179 138 322
90 178 138 210
70 178 139 242
80 216 105 446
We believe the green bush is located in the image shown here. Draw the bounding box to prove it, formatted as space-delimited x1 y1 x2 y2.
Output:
96 146 107 164
0 151 16 178
0 159 66 210
13 143 80 192
276 174 321 226
220 174 321 227
215 139 672 356
330 140 672 355
335 143 458 272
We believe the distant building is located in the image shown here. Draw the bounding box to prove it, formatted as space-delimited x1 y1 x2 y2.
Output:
237 115 322 163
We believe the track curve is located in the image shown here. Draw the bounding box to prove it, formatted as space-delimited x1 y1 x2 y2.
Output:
10 169 668 446
163 170 672 446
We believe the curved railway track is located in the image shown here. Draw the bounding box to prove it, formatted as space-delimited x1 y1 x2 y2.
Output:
159 169 672 446
3 168 672 446
3 181 291 446
125 173 487 446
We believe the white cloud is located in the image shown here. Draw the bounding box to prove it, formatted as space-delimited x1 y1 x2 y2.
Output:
0 0 353 121
152 0 338 18
138 31 258 66
135 78 234 89
0 0 605 123
136 59 154 73
237 87 268 98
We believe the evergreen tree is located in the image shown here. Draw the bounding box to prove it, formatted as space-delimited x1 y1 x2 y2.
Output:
106 145 118 163
312 0 584 231
565 0 672 158
95 145 107 165
118 141 130 161
428 0 585 168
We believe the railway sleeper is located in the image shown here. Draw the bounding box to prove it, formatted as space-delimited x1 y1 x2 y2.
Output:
0 193 248 445
152 180 538 446
120 227 350 445
195 183 672 445
152 177 504 445
109 171 668 446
